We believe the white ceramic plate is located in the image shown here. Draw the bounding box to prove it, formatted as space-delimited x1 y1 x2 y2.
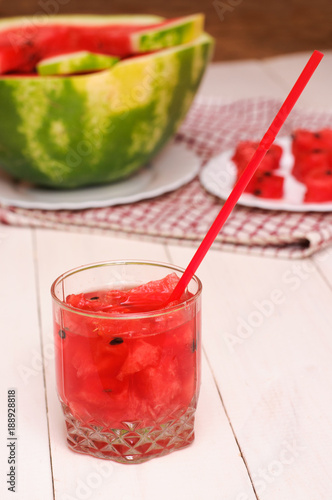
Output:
200 136 332 212
0 141 200 210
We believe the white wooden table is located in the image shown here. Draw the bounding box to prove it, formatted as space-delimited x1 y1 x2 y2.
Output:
2 51 332 500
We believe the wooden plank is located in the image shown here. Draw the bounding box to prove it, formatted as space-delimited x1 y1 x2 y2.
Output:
0 226 53 500
202 50 332 109
167 243 332 499
198 60 286 100
34 228 257 500
262 51 332 110
312 246 332 291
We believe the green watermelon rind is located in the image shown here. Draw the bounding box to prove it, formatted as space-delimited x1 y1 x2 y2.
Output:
131 13 204 52
37 51 120 76
0 32 214 189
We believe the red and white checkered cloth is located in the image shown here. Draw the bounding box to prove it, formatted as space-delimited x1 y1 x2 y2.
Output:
2 97 332 259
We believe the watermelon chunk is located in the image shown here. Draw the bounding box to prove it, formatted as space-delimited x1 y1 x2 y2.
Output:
232 140 284 199
245 171 284 199
119 272 187 311
304 168 332 202
292 150 330 182
66 272 187 314
133 355 182 406
116 340 162 381
292 129 332 159
232 141 282 176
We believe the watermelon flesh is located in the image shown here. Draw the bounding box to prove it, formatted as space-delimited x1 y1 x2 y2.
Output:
54 273 200 435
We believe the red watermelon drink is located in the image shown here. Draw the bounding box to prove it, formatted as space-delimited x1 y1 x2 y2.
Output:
51 261 202 464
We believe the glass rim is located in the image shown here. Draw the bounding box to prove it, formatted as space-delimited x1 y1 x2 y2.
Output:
50 259 202 320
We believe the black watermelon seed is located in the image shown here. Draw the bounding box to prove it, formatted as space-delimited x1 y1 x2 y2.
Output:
109 337 124 345
263 171 272 177
314 132 321 139
253 189 262 196
326 170 332 176
58 329 66 339
312 148 323 153
90 296 99 300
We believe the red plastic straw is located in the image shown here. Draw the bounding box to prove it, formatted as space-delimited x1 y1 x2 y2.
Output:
169 50 324 302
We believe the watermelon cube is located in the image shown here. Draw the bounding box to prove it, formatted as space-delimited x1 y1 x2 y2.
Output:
245 171 284 199
292 129 332 159
116 340 161 381
304 168 332 202
292 151 330 182
232 141 282 176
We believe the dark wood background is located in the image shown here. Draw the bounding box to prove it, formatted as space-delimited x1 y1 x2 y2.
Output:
1 0 331 61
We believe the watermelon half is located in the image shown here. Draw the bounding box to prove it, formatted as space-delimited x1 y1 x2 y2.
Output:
0 14 213 188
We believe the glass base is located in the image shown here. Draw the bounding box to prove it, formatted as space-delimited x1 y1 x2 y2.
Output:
61 402 196 464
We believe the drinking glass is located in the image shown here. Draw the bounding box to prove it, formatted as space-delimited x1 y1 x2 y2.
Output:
51 260 202 464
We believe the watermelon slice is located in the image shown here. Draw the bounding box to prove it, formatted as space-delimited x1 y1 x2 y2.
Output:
0 15 161 74
36 51 119 76
0 13 204 75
